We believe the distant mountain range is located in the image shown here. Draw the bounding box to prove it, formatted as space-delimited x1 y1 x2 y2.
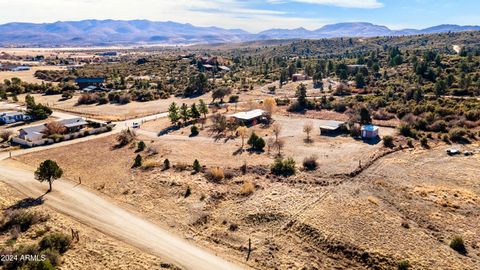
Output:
0 20 479 47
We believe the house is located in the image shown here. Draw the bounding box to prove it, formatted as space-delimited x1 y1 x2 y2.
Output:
227 109 266 126
11 66 30 71
361 125 379 139
218 66 231 72
75 77 105 89
202 64 214 71
319 120 346 135
82 85 101 92
59 118 88 133
18 125 45 142
0 111 31 124
18 117 88 142
292 73 308 82
347 65 367 72
97 51 117 57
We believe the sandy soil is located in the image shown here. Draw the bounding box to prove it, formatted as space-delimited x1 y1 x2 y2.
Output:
0 181 175 270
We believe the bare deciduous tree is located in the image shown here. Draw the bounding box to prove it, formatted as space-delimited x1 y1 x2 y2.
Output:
272 123 282 143
303 121 313 142
43 121 66 136
273 138 285 156
236 126 248 149
0 130 13 142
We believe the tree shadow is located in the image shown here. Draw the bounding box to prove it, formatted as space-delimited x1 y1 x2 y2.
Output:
233 147 244 156
6 196 45 210
361 137 381 145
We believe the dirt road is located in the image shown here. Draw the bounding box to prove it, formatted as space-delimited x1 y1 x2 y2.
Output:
0 160 244 270
0 107 244 270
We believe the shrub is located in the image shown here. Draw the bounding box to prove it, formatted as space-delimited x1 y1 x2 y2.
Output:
184 186 191 198
240 180 255 196
397 260 410 270
253 137 265 151
271 157 296 176
333 101 347 112
190 125 199 136
407 138 414 148
137 141 146 151
1 210 46 232
383 135 395 148
163 159 170 170
24 259 55 270
205 167 225 182
228 95 239 103
193 159 201 173
247 132 265 151
302 155 318 171
450 236 467 254
449 128 468 142
39 232 72 254
133 154 142 167
420 137 428 148
399 124 415 138
116 129 136 147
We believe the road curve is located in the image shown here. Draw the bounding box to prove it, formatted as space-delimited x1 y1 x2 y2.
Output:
0 163 244 270
0 104 243 269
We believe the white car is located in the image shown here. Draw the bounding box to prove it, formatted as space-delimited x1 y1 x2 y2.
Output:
132 122 140 128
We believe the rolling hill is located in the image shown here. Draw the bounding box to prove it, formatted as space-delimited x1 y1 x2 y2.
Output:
0 20 479 47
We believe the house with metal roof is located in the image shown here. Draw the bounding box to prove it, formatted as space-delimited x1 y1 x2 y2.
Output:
0 111 31 124
18 117 88 142
227 109 266 125
75 77 105 89
319 120 346 135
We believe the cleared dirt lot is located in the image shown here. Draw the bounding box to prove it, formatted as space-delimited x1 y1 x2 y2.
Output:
139 114 392 174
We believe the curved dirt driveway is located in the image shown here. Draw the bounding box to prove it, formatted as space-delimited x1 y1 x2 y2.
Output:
0 162 244 270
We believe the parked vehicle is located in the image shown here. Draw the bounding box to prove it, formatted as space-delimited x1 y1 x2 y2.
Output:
446 148 460 156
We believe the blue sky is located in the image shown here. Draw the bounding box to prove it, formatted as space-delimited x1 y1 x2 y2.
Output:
0 0 479 32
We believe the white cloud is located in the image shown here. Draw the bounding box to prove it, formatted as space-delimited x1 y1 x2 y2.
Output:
268 0 384 8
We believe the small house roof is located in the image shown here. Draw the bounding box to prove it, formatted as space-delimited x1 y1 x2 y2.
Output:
19 124 46 135
203 64 214 68
361 125 379 132
59 118 88 128
75 77 105 83
19 118 87 134
219 65 230 71
83 85 98 91
228 109 265 121
1 111 24 117
319 120 346 131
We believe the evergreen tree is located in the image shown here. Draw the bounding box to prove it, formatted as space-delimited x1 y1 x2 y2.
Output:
198 99 209 119
296 84 307 107
180 103 190 124
168 102 180 125
190 103 201 121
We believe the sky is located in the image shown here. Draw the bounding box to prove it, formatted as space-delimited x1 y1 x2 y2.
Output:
0 0 479 32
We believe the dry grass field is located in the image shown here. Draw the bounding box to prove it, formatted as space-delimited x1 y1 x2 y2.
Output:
0 180 179 270
12 121 479 269
13 134 480 269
